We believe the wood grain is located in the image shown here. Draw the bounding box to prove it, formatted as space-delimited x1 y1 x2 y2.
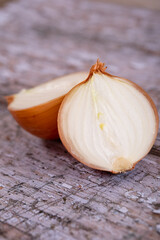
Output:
0 0 160 239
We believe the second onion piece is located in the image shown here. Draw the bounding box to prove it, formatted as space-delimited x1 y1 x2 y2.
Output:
6 72 88 139
58 60 159 173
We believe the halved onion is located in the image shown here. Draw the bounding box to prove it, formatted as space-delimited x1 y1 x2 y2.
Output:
58 60 159 173
6 72 88 139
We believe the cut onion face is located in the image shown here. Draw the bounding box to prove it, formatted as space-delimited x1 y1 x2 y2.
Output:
7 72 88 139
58 60 159 173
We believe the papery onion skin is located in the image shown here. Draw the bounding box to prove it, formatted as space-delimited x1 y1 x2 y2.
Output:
6 95 64 139
58 59 159 173
6 72 88 139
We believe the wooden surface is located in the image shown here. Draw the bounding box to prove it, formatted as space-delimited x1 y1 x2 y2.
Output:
94 0 160 11
0 0 160 239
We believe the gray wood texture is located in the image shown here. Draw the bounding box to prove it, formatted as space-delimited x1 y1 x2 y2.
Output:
0 0 160 239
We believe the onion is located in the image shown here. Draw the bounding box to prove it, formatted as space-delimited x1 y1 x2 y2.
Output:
6 72 88 139
58 60 159 173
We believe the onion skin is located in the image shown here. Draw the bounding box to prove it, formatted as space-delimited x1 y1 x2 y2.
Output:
6 95 64 139
58 60 159 173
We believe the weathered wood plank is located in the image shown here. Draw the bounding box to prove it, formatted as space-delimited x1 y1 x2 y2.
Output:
0 0 160 239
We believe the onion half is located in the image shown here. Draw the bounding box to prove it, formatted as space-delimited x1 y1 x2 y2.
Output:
6 72 88 139
58 60 159 173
